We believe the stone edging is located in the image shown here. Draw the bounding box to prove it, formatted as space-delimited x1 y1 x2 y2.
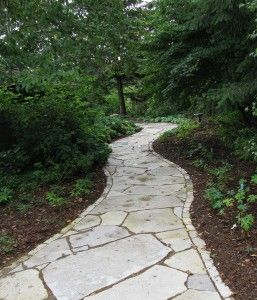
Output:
0 168 113 277
149 141 234 300
0 127 235 300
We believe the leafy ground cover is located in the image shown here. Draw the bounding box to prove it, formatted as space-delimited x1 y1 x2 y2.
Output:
153 119 257 300
0 102 140 267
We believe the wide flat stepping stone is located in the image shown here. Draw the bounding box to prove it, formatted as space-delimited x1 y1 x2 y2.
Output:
148 166 183 177
173 289 221 300
156 228 192 251
91 194 184 214
165 249 206 274
73 215 101 231
69 225 129 248
0 270 48 300
24 238 72 268
85 265 187 300
188 274 216 292
124 208 183 233
100 211 127 225
42 234 170 299
125 184 184 195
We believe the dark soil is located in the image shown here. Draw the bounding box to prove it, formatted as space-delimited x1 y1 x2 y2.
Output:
0 167 106 268
153 130 257 300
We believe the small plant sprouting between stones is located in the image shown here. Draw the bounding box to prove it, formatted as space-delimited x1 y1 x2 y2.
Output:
204 174 257 231
0 233 15 254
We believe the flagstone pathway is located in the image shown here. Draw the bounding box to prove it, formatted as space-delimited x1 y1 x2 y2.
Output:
0 123 233 300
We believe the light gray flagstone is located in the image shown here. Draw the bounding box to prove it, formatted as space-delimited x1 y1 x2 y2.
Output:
123 208 184 233
0 270 48 300
24 238 72 268
85 265 187 300
165 248 206 274
173 289 221 300
43 234 170 299
69 225 130 248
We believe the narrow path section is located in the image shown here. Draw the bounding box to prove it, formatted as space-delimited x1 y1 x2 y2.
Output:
0 124 232 300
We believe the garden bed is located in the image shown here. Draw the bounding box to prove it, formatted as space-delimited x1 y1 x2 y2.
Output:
0 167 106 268
153 129 257 300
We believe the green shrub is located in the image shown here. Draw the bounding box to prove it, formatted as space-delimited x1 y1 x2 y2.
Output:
102 90 119 115
234 129 257 162
237 214 255 232
71 178 92 197
0 233 15 254
158 119 199 142
99 115 141 141
204 185 224 210
0 187 13 204
175 120 200 139
46 191 66 206
251 174 257 184
0 86 111 178
188 143 214 161
215 112 244 146
143 115 188 124
158 128 177 141
16 203 32 213
209 164 232 188
0 85 140 205
205 177 257 231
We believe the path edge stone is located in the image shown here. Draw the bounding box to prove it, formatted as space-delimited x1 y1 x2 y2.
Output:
149 139 234 300
0 168 113 277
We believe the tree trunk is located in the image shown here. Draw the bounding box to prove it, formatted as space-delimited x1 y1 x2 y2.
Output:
116 75 126 115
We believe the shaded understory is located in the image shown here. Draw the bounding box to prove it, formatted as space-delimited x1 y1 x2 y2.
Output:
153 129 257 300
0 167 106 268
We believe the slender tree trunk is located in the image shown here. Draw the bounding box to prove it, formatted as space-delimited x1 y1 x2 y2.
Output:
116 75 126 115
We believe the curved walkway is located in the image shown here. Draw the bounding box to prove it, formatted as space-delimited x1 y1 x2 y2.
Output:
0 123 233 300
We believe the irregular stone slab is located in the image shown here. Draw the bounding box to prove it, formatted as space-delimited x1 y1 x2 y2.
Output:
125 184 184 195
174 207 183 218
156 229 192 252
43 234 170 299
188 274 216 292
125 175 185 185
73 215 101 231
124 208 183 233
73 245 89 253
165 249 206 274
91 195 184 214
173 289 221 300
70 226 130 248
101 211 127 225
111 183 129 192
0 269 48 300
107 157 124 167
111 175 182 192
24 238 72 268
85 265 187 300
124 159 168 169
114 167 147 176
148 166 183 177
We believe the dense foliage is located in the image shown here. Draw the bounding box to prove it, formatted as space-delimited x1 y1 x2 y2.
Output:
0 0 257 245
0 1 143 209
143 0 257 119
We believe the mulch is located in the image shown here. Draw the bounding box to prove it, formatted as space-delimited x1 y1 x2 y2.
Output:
153 134 257 300
0 167 106 268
